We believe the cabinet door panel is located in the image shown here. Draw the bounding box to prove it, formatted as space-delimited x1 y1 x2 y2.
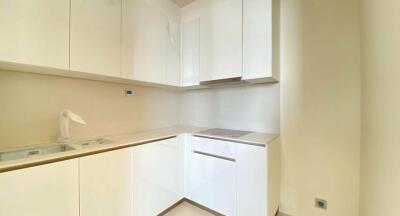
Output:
0 0 70 69
133 138 184 216
80 148 133 216
237 144 267 216
188 151 237 215
0 160 79 216
199 0 242 81
181 18 200 86
122 0 180 86
243 0 272 80
70 0 121 77
122 0 165 83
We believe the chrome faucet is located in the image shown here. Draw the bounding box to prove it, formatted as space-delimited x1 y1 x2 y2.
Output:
57 110 87 143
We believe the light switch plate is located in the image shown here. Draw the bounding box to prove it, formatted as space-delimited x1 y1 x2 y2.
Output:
125 88 134 96
315 198 327 210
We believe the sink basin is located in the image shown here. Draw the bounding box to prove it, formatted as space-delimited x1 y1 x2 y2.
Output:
0 144 75 162
71 138 113 148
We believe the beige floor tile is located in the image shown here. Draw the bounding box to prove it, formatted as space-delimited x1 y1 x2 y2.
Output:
164 201 288 216
164 201 216 216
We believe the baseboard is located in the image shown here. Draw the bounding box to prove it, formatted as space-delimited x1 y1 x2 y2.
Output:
184 198 224 216
277 210 293 216
157 198 186 216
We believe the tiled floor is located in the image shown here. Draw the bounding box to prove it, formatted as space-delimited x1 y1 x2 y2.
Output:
164 201 288 216
164 201 215 216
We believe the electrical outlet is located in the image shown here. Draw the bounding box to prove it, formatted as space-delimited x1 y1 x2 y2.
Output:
125 88 134 96
315 198 327 210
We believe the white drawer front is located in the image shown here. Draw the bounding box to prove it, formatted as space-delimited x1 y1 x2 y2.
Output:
191 136 236 159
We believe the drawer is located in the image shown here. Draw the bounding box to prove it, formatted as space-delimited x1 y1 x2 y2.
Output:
191 136 236 159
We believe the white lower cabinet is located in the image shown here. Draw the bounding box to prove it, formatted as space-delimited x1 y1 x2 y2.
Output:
187 147 237 215
187 136 237 215
133 137 184 216
186 136 277 216
79 148 133 216
237 144 267 216
0 135 277 216
0 159 79 216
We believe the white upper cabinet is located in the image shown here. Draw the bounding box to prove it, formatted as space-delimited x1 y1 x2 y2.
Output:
0 159 79 216
122 0 180 86
79 148 133 216
199 0 243 82
70 0 121 77
0 0 70 69
181 18 200 86
242 0 278 82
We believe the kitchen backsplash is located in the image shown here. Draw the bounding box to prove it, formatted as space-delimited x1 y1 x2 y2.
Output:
0 70 180 149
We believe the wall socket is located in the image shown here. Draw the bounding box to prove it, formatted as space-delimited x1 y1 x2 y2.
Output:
315 198 327 210
125 88 134 96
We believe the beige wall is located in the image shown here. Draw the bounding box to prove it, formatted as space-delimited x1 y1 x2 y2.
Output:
179 84 280 133
360 0 400 215
280 0 360 215
0 70 180 149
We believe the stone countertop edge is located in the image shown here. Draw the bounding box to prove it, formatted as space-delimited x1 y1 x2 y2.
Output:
0 125 279 173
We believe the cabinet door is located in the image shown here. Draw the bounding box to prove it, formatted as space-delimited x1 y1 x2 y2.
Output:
133 137 184 216
242 0 273 80
199 0 242 82
165 18 181 86
0 160 79 216
181 18 200 87
122 0 164 83
187 145 237 215
80 148 133 216
237 144 267 216
70 0 121 77
122 0 180 86
0 0 70 69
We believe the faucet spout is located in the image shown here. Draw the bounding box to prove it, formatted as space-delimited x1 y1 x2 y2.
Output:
57 110 87 143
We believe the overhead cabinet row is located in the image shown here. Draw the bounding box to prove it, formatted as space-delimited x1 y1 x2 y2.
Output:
181 0 280 86
0 0 180 86
0 0 278 87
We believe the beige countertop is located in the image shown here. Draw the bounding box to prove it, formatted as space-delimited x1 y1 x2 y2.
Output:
0 125 279 173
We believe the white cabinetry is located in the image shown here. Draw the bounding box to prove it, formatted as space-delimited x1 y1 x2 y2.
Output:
0 159 79 216
0 0 70 69
199 0 243 82
133 137 184 216
237 144 267 216
181 18 200 86
186 135 279 216
122 0 180 86
70 0 121 77
187 136 237 215
242 0 279 82
79 148 133 216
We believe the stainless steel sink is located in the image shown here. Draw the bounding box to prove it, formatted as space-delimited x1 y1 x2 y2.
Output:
0 138 114 163
71 138 113 148
0 144 75 162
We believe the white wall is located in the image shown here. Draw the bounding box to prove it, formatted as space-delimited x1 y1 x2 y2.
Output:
179 84 280 133
360 0 400 215
280 0 360 215
0 71 180 149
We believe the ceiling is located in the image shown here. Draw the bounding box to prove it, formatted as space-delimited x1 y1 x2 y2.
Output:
171 0 196 7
